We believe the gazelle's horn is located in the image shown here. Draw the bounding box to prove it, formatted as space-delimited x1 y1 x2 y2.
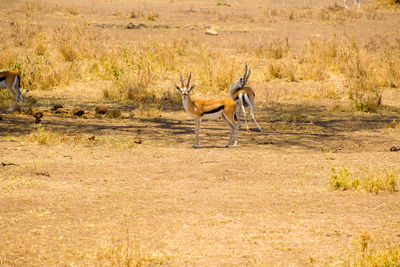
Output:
186 72 191 88
243 63 248 80
180 72 184 88
246 68 251 82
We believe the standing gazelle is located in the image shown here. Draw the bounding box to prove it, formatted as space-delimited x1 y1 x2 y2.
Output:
175 73 238 148
229 64 262 132
0 70 23 112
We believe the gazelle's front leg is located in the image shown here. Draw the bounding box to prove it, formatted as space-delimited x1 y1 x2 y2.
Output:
194 118 200 148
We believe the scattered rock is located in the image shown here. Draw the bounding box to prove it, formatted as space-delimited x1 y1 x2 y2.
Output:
55 108 68 114
153 24 170 29
95 22 115 28
35 171 50 177
73 108 85 117
33 111 43 123
51 104 64 110
134 138 142 144
88 135 96 141
205 29 218 35
217 2 231 7
390 146 400 152
10 21 14 26
95 106 108 115
126 22 147 29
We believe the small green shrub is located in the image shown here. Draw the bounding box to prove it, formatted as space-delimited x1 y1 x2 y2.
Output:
30 126 58 145
350 247 400 266
329 167 397 193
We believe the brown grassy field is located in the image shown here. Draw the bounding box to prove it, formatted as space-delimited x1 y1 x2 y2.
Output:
1 0 400 266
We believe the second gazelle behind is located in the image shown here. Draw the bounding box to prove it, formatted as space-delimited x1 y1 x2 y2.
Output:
175 73 238 148
229 64 262 132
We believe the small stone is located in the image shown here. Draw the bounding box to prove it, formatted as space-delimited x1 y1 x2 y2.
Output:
95 106 108 115
205 29 218 35
73 108 85 116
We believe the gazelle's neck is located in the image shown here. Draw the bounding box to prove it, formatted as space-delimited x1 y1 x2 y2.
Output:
182 94 195 114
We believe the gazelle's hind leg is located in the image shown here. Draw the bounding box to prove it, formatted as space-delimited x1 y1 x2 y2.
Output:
241 94 250 131
222 113 238 148
248 102 263 132
236 99 242 129
7 86 19 112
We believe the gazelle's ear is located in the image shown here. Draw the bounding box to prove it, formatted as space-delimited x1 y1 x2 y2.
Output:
175 85 181 91
188 84 195 92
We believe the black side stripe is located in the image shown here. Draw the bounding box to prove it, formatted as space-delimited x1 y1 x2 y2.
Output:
201 105 224 116
0 76 5 82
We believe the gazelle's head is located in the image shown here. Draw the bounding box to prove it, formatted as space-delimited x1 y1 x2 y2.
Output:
175 72 195 99
238 63 251 88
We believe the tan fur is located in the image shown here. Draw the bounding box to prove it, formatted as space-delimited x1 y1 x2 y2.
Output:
0 70 23 112
176 74 238 148
0 71 19 87
230 86 255 108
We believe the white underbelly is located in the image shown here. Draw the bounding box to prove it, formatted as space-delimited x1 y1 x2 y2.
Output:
201 110 223 120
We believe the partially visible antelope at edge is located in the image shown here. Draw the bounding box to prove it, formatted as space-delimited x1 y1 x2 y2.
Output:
0 70 23 112
229 64 262 132
175 73 238 148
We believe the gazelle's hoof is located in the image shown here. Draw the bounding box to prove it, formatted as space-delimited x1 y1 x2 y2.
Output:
193 145 199 149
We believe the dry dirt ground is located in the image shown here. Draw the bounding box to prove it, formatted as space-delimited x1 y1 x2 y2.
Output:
1 0 400 266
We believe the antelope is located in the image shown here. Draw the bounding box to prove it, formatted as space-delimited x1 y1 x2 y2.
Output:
229 64 262 132
0 70 23 112
175 73 238 148
344 0 360 10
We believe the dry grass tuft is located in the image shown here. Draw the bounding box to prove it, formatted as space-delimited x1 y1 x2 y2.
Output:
342 232 400 266
329 167 397 193
1 17 399 113
28 126 59 145
255 39 289 59
96 235 169 266
377 0 400 7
